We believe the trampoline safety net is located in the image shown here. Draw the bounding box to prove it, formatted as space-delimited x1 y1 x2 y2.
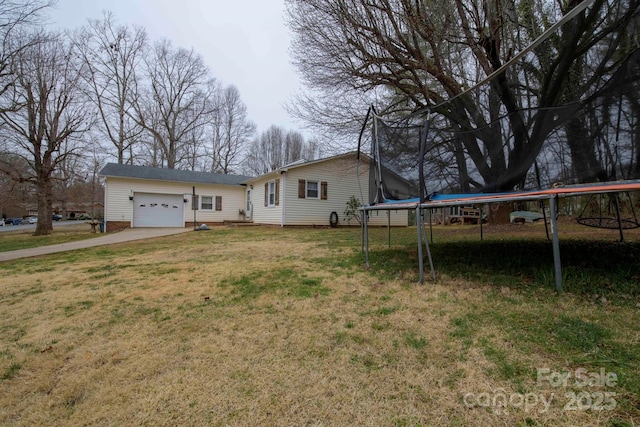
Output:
359 0 640 208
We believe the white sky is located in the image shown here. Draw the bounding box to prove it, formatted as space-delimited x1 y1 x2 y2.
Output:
47 0 302 136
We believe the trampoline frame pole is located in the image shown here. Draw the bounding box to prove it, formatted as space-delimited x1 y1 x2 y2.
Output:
387 210 391 247
417 206 424 283
363 209 370 268
549 196 563 292
423 209 436 281
416 206 436 283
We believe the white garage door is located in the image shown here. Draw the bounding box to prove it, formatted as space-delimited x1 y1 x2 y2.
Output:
133 193 184 227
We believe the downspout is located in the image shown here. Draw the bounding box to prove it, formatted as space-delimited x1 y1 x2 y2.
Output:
280 170 286 226
103 178 108 232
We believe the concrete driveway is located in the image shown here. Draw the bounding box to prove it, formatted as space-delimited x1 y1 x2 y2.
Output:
0 228 191 262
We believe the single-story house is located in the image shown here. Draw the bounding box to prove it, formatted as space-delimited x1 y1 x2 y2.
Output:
99 152 408 231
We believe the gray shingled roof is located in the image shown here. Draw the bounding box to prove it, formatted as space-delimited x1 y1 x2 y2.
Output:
99 163 253 186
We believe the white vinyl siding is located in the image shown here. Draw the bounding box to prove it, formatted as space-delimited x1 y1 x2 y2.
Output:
284 158 353 226
283 156 407 226
250 175 283 225
245 156 408 226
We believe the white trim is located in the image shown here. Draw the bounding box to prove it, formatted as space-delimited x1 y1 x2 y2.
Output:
268 180 276 207
306 180 320 199
200 194 215 211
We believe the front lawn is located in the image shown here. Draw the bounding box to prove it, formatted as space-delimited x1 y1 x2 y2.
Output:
0 223 101 252
1 225 638 426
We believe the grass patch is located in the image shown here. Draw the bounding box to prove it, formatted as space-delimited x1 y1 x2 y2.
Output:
1 363 21 380
404 330 427 349
0 224 99 252
219 268 329 302
551 315 611 352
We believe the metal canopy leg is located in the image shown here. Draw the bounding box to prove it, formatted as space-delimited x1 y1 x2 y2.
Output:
549 196 563 292
416 206 436 283
422 209 436 281
417 207 424 283
364 210 370 268
387 210 391 247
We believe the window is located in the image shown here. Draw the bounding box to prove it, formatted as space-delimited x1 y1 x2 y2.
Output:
298 179 328 200
306 181 319 198
269 181 276 206
265 179 279 207
200 195 214 211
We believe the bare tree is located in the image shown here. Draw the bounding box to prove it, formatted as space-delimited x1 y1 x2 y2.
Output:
0 153 33 217
286 0 640 191
52 134 95 219
302 136 322 160
0 0 54 111
245 125 284 175
131 38 215 169
0 32 92 235
284 130 304 163
208 84 256 174
182 113 207 171
75 11 147 165
244 126 317 175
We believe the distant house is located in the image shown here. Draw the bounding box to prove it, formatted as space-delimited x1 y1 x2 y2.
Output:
99 153 408 231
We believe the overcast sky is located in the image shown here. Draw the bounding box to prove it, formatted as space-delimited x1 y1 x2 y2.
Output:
47 0 302 137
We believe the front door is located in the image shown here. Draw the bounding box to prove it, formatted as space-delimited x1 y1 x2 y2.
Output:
245 189 252 220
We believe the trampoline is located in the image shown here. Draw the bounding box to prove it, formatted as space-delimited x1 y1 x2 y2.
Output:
360 179 640 291
352 0 640 292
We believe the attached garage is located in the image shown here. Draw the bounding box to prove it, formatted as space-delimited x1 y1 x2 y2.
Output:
100 163 253 232
133 193 184 227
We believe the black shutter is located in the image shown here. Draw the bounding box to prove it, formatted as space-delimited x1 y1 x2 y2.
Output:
298 179 306 198
264 182 268 206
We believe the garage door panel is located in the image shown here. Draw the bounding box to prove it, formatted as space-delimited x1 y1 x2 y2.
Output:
133 193 184 227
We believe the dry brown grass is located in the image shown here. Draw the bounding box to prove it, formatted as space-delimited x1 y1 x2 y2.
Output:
0 226 638 426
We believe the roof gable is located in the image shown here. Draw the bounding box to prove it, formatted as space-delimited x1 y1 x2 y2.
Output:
282 152 360 171
244 152 365 183
99 163 252 186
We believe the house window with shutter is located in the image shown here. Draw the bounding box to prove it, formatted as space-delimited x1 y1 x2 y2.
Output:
215 196 222 211
298 179 328 200
266 180 279 207
200 195 214 211
306 181 319 198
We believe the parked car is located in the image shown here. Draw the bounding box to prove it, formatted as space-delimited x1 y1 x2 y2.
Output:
67 212 93 220
21 216 38 224
5 217 21 225
53 214 62 221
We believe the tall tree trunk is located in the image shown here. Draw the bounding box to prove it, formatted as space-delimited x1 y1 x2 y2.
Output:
565 117 608 183
34 171 53 235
